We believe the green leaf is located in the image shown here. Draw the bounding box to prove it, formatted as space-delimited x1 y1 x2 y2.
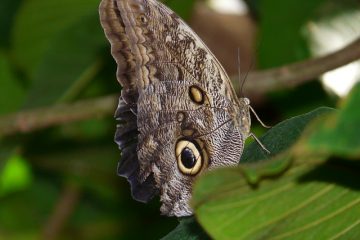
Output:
12 0 100 77
258 0 326 68
162 217 210 240
0 153 32 196
192 107 360 239
23 14 105 108
241 107 335 163
193 162 360 240
0 52 25 114
306 83 360 158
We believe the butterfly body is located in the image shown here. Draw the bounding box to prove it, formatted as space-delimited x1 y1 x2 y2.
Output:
100 0 251 216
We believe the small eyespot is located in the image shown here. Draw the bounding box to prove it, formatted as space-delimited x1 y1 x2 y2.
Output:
138 14 148 24
176 112 185 122
175 140 203 175
189 86 205 105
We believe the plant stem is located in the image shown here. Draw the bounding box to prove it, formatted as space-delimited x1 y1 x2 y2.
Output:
233 37 360 95
0 95 117 137
42 184 80 240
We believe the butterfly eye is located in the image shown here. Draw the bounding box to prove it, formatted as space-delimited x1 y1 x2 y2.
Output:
189 86 205 105
176 140 203 175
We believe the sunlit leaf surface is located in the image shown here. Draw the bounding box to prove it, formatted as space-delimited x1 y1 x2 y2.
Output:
192 107 360 240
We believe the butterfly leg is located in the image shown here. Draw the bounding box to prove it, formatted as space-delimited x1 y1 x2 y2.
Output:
249 106 272 129
249 132 271 154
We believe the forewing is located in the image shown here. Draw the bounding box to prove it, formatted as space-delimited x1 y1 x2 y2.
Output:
99 0 243 216
100 0 159 202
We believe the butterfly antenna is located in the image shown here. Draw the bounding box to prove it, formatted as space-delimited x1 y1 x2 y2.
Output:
242 59 255 97
237 48 243 97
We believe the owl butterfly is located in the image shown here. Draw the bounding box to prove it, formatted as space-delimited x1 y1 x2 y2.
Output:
99 0 256 217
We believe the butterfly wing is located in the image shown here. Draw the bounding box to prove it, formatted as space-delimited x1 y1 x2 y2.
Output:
100 0 248 216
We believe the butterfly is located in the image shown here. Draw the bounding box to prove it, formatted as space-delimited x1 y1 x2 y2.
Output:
99 0 261 217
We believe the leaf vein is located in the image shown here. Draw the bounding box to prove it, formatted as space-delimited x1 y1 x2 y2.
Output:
329 219 360 240
271 193 360 240
241 184 335 239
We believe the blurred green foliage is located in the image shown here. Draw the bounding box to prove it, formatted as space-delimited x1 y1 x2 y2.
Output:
307 84 360 157
0 0 359 239
0 153 32 196
258 0 326 68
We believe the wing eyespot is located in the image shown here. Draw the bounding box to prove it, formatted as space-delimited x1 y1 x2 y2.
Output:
176 139 203 175
138 14 148 24
176 112 186 122
189 85 205 105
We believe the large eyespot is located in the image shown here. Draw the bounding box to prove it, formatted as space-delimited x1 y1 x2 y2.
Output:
175 139 203 175
189 85 205 105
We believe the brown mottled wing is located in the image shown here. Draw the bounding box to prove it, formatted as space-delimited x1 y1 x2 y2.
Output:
99 0 244 215
100 0 158 202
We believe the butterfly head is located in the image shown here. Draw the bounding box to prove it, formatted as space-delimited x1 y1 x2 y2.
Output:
236 97 252 138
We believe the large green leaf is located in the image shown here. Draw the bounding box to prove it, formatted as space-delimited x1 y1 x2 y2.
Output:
193 164 360 240
23 13 105 108
192 107 360 239
306 83 360 158
12 0 100 77
258 0 326 68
